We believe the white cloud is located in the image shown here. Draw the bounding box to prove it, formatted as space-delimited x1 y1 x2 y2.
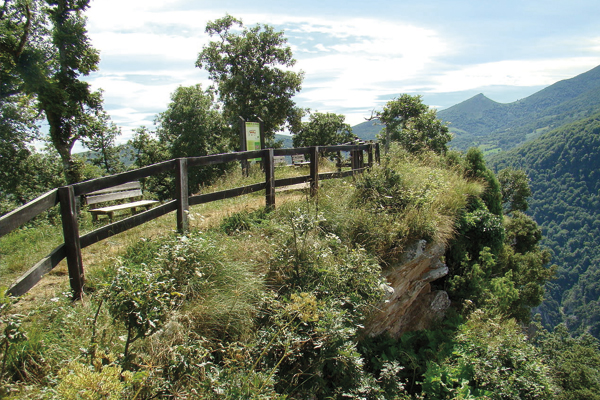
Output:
83 2 600 137
431 57 600 93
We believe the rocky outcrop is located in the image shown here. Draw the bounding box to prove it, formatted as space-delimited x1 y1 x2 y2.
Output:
365 240 450 338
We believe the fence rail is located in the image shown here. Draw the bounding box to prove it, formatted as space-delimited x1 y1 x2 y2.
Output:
1 144 379 299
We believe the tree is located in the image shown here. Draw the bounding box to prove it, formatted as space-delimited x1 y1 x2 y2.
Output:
464 147 503 215
1 0 104 184
292 112 356 148
422 311 553 399
402 108 452 155
498 167 532 213
0 94 37 201
196 15 304 145
374 94 448 154
156 84 234 192
533 323 600 400
82 111 124 175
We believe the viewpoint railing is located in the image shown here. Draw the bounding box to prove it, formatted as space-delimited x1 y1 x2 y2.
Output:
0 143 380 299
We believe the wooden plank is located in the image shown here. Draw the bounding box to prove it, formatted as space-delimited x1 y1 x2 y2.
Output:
87 182 141 195
274 175 310 188
6 245 67 297
0 189 59 238
80 201 177 248
319 144 369 152
187 150 265 168
189 183 266 206
273 147 310 156
85 189 143 205
89 200 158 214
73 160 176 196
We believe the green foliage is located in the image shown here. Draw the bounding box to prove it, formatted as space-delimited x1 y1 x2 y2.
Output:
1 0 106 184
81 111 125 175
104 264 180 362
359 319 461 396
0 144 564 398
464 147 502 215
375 94 451 154
157 84 235 191
445 148 554 322
196 14 304 142
498 167 531 213
422 311 553 399
533 322 600 399
292 112 356 148
54 352 143 400
130 126 173 200
0 292 27 385
0 94 38 202
259 204 392 398
221 207 272 235
490 111 600 336
346 147 482 263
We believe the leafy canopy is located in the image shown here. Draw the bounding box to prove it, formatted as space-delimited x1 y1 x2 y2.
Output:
292 112 356 148
375 94 451 154
196 14 304 144
0 0 110 183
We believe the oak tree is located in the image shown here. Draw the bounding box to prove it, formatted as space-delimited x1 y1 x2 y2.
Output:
1 0 104 183
374 94 451 154
196 15 304 145
292 112 356 148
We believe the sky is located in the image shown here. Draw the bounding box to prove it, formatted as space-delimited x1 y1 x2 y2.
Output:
83 0 600 146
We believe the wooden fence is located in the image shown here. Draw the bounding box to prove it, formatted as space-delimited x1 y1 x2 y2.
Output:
0 144 379 299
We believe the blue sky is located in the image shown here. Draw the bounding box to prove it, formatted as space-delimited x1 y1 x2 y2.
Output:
84 0 600 145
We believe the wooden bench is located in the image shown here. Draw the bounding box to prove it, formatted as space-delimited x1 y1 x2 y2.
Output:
84 181 158 222
292 154 310 166
273 155 290 167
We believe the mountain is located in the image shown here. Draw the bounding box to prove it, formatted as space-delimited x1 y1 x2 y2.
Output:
351 119 380 141
489 111 600 337
274 133 293 148
439 65 600 153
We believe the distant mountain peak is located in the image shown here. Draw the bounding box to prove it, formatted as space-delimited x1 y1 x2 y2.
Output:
438 64 600 152
439 92 504 121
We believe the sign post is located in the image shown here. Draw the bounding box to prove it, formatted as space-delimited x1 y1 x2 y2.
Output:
239 117 265 176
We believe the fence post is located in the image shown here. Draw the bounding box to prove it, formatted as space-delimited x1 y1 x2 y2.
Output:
310 146 319 197
176 158 189 233
368 143 374 167
265 149 275 209
58 186 84 300
350 149 358 172
359 148 364 169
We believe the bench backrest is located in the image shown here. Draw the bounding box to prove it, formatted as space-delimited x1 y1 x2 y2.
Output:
84 182 143 206
292 154 306 164
273 155 288 166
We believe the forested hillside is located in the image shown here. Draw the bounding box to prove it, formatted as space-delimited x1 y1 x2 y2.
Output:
490 112 600 337
439 65 600 153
